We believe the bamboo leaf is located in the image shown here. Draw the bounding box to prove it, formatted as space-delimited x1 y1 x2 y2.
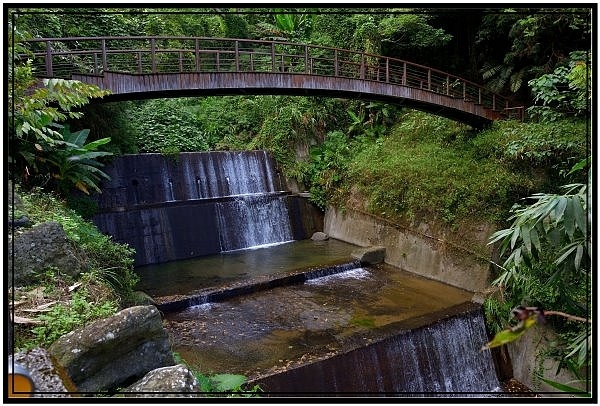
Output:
554 196 567 223
521 223 531 254
563 197 576 241
537 377 590 396
574 244 583 271
529 226 541 254
572 195 587 236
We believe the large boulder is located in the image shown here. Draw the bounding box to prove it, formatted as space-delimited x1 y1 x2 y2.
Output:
48 305 174 392
8 221 88 287
122 364 200 397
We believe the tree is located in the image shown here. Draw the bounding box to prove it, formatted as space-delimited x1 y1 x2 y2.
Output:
478 8 591 99
9 23 112 194
484 162 591 390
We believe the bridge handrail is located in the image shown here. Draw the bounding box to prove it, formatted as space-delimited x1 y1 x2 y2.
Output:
19 36 523 119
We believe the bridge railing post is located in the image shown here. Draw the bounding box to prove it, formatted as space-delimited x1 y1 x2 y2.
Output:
386 58 389 84
101 39 107 74
271 43 276 72
150 38 156 73
360 54 365 80
137 51 142 73
304 45 308 74
235 40 240 72
427 69 431 91
403 62 407 85
44 40 54 77
195 39 200 72
334 50 339 77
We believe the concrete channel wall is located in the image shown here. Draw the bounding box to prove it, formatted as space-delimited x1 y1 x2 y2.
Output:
324 206 495 293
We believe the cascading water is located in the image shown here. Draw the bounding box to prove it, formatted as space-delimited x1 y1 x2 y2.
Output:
216 195 294 252
92 151 303 266
94 149 503 396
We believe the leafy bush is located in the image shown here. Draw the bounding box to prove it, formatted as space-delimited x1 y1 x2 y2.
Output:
330 111 535 225
17 186 138 298
473 119 589 180
126 99 215 153
305 130 352 209
30 288 118 348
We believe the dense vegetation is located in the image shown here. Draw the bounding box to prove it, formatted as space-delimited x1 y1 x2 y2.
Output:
8 7 592 393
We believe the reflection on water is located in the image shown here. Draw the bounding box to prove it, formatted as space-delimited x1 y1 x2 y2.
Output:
135 238 360 297
165 262 473 380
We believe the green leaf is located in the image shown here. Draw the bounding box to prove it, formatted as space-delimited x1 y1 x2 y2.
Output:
481 316 538 350
82 137 112 151
210 374 247 392
521 223 531 254
563 197 576 240
554 196 567 223
66 128 90 146
537 377 590 396
572 194 587 237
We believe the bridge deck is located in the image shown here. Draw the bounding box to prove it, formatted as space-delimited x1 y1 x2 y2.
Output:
22 36 524 128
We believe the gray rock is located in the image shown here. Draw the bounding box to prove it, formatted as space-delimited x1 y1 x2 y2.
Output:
122 364 201 397
9 348 75 397
8 180 24 211
351 246 386 265
310 231 329 241
8 221 88 287
49 305 175 392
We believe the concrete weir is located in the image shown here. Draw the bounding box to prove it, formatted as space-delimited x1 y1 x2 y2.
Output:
162 262 500 395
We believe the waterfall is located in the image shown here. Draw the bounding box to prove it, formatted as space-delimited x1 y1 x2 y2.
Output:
216 195 294 252
254 308 501 394
93 151 299 266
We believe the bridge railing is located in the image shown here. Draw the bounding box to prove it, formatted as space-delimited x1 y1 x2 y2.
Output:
20 36 523 120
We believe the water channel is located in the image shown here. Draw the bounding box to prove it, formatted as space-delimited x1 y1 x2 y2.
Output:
94 151 502 395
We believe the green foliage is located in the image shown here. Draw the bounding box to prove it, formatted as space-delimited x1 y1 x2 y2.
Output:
378 13 453 50
528 51 592 122
255 9 314 41
486 160 591 374
18 186 138 298
341 111 533 224
472 118 589 181
172 352 262 396
477 9 590 97
488 182 589 286
30 288 118 348
43 127 113 195
125 99 216 153
9 35 112 195
482 314 539 350
306 131 351 209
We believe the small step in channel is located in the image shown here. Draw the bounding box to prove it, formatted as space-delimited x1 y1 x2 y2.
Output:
156 259 362 313
136 238 363 309
161 262 498 394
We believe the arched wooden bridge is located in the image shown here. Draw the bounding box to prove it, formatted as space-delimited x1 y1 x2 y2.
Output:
22 36 524 129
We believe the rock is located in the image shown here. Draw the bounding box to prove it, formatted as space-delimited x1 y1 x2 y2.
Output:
8 221 88 287
122 364 201 397
351 246 386 265
310 232 329 241
9 348 76 397
8 180 24 211
10 216 31 228
49 305 175 392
